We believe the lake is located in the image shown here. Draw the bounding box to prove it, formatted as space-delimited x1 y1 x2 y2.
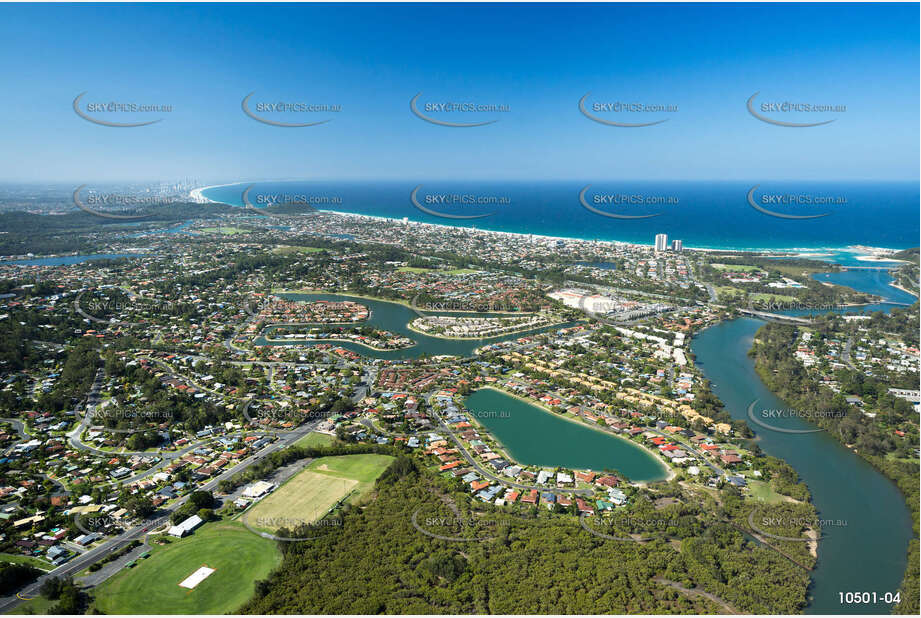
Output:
464 387 668 482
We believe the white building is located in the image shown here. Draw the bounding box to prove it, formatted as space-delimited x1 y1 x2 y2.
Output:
168 514 203 537
242 480 276 499
655 233 668 252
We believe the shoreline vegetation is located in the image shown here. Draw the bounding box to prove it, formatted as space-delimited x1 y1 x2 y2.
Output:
890 282 920 298
749 322 920 614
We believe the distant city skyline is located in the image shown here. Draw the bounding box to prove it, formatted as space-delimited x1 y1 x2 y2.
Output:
0 3 918 183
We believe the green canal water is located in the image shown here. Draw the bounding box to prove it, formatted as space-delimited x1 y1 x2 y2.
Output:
464 388 668 482
692 316 913 614
255 293 579 359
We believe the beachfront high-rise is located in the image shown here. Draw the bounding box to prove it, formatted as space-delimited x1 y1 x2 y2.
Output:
671 239 683 252
654 234 668 252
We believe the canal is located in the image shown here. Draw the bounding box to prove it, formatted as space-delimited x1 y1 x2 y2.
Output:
255 292 580 359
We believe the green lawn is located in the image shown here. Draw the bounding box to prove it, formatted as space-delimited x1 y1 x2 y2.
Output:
200 226 248 235
0 552 53 571
748 480 786 504
273 245 324 255
441 268 480 275
769 263 834 277
748 293 798 303
306 454 394 499
395 266 432 273
711 263 765 273
294 432 336 448
90 521 279 615
396 266 478 275
716 286 744 299
9 594 55 615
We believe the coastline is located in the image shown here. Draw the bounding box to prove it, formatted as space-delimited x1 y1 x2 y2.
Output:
192 182 907 256
188 184 229 204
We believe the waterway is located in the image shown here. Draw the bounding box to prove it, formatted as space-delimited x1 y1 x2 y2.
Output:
259 280 916 612
691 268 915 614
254 292 579 360
811 269 917 306
464 388 667 482
1 253 145 266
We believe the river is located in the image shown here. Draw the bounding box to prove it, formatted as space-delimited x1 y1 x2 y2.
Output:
691 268 916 614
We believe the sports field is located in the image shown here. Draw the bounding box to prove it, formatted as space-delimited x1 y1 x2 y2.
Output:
273 245 324 254
246 470 357 531
244 454 394 533
91 521 279 615
294 431 336 448
200 226 247 235
711 263 765 273
307 453 396 488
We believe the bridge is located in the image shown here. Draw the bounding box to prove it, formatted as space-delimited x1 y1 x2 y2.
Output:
738 309 814 325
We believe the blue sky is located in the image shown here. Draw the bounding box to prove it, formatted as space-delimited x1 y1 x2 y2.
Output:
0 2 917 182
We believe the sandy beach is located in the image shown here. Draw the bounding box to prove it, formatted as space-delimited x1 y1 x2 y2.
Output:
190 182 905 257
